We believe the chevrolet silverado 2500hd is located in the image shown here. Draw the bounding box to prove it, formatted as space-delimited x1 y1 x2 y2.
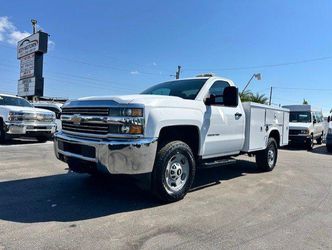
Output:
0 94 56 143
54 75 289 202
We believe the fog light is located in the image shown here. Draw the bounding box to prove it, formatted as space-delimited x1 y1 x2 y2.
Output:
129 125 143 134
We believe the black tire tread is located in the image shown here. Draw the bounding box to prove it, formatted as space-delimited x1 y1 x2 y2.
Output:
152 140 196 202
327 145 332 153
0 119 6 144
256 137 278 172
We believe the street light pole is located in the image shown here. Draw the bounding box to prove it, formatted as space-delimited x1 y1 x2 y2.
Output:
241 73 261 95
269 86 273 105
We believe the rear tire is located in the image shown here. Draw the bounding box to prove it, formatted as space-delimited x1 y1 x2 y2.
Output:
256 137 278 172
152 141 196 202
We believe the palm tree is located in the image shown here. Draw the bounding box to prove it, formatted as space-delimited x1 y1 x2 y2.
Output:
250 92 269 104
240 90 253 102
240 90 268 104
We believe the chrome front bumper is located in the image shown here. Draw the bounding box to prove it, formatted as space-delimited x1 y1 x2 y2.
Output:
54 131 158 174
4 122 56 135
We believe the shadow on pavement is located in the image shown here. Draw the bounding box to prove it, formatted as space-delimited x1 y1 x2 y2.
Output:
311 145 331 156
284 144 331 155
0 138 50 146
191 160 260 192
0 160 259 223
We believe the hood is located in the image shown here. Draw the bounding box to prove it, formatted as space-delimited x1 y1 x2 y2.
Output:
289 122 311 130
78 94 194 106
1 105 54 114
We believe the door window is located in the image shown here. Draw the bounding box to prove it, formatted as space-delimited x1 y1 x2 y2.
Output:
207 81 230 105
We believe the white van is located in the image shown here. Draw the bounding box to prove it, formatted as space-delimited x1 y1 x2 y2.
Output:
283 105 324 150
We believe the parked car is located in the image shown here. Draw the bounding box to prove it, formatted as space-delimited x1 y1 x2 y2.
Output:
33 102 62 131
53 75 289 202
0 94 56 143
326 115 332 152
283 105 324 150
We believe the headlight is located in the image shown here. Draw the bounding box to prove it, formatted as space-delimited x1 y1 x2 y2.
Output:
328 128 332 134
8 111 25 121
300 129 309 134
109 108 143 117
108 107 144 135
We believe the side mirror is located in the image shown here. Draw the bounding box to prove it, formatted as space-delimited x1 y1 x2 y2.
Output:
223 86 239 107
205 95 216 106
313 119 317 124
328 116 331 123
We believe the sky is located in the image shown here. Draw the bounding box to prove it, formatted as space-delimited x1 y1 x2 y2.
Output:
0 0 332 114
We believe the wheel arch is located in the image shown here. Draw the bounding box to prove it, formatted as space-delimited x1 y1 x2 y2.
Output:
157 125 200 158
268 129 280 147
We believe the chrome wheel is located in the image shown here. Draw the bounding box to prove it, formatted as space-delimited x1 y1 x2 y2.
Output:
164 153 190 193
267 148 275 167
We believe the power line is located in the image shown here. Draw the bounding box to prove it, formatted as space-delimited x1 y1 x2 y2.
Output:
184 56 332 71
0 43 170 76
273 86 332 92
0 62 148 91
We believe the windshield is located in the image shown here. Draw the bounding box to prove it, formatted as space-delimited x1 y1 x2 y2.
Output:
0 95 32 107
141 79 207 100
290 111 311 123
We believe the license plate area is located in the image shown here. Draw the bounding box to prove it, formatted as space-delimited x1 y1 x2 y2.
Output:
58 140 96 159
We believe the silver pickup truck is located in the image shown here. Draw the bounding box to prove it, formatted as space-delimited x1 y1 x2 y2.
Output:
0 94 56 143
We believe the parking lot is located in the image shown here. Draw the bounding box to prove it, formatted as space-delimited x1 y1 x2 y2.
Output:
0 140 331 249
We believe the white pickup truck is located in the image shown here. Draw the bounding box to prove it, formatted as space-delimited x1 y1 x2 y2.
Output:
54 75 289 202
0 94 56 143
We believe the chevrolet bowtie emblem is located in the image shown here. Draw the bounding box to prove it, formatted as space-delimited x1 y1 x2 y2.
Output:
71 114 82 125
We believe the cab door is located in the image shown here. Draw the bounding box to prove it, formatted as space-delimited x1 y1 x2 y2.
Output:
201 81 245 158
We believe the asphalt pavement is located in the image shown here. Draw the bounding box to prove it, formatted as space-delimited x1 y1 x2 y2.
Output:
0 139 331 249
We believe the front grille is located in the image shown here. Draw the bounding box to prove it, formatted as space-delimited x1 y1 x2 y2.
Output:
62 121 109 134
61 107 109 116
61 107 110 135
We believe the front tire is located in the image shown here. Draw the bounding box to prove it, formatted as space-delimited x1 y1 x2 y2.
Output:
327 145 332 153
0 119 6 144
306 135 314 150
316 134 323 145
152 141 196 202
256 137 278 172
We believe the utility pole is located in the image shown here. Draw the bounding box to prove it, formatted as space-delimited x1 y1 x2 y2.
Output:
175 65 181 79
269 86 273 105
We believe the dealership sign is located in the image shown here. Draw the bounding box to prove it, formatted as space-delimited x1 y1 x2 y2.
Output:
17 32 48 59
18 77 36 96
20 54 35 79
17 77 44 97
17 31 48 97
